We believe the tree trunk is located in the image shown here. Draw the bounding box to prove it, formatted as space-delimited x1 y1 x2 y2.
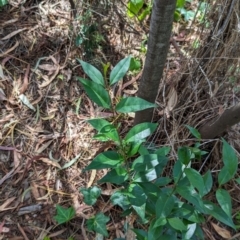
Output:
134 0 177 125
199 103 240 139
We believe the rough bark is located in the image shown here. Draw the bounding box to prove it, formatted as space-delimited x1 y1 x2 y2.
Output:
199 103 240 139
134 0 177 125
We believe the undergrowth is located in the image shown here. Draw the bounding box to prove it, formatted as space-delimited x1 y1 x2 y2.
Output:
54 57 238 239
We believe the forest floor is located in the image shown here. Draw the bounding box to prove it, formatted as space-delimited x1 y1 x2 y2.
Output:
0 0 240 239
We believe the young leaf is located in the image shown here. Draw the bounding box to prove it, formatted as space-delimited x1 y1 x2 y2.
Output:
176 0 186 8
216 189 232 217
124 122 158 143
98 167 128 184
185 125 201 139
125 141 144 157
127 0 144 18
86 213 110 237
54 205 75 224
77 59 104 86
88 118 110 131
80 186 101 205
129 57 141 71
116 97 157 113
184 168 206 197
110 56 131 86
178 147 191 165
97 124 120 144
78 78 111 109
167 217 187 231
84 151 123 171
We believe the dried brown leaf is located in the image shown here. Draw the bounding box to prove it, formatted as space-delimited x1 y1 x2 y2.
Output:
1 28 27 40
19 64 30 94
39 157 61 169
0 41 19 57
0 88 7 101
211 222 232 239
31 182 41 200
0 197 16 211
167 87 178 111
87 170 96 188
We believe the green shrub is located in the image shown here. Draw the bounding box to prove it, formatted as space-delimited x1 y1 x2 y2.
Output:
77 56 237 239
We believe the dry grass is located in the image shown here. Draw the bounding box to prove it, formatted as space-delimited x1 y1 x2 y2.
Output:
0 0 240 239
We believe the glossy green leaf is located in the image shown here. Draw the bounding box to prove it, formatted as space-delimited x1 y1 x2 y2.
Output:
173 160 183 182
98 167 128 184
176 185 207 214
183 223 197 239
148 220 164 239
54 205 75 224
178 146 191 165
125 141 144 158
94 124 120 144
168 217 187 231
185 125 201 139
155 193 175 218
184 168 205 197
133 204 146 222
218 166 233 186
139 182 160 198
138 5 151 21
124 122 158 143
132 154 167 172
110 190 130 210
78 78 111 108
116 97 157 113
204 201 235 229
202 170 212 195
216 189 232 217
110 56 131 86
86 213 110 237
133 167 161 182
138 145 149 155
77 59 104 86
155 146 171 156
128 184 146 206
222 138 238 177
88 118 110 131
154 177 172 187
80 186 101 205
127 0 144 18
84 151 123 171
132 229 147 240
177 0 186 8
152 217 167 228
129 58 141 71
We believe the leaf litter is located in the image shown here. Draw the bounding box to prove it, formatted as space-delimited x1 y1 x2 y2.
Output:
0 0 240 239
